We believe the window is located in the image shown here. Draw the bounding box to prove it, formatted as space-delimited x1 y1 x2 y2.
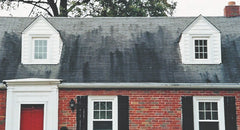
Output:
193 97 225 130
76 96 129 130
194 39 208 59
34 39 47 59
93 101 113 130
88 96 118 130
182 96 237 130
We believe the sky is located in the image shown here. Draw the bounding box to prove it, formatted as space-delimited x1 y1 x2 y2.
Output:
0 0 238 17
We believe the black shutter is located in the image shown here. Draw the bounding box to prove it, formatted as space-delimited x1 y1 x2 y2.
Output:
224 96 237 130
182 96 194 130
77 96 88 130
118 96 129 130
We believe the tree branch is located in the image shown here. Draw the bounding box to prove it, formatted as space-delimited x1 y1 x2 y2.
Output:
18 0 48 4
47 0 58 16
28 4 36 16
59 0 67 16
19 0 53 16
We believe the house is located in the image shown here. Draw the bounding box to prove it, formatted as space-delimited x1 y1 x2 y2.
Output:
0 1 240 130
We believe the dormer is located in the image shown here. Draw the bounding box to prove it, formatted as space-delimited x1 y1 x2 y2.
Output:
179 15 221 64
22 16 62 64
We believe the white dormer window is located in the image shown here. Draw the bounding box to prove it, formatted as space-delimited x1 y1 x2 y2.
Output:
179 15 221 64
21 16 62 64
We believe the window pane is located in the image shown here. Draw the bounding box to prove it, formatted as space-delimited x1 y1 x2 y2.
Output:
39 46 42 52
107 102 112 110
43 53 47 59
199 40 203 46
39 54 42 59
94 102 100 110
212 102 217 110
93 121 112 130
94 111 100 119
195 53 199 59
200 53 203 58
43 40 47 44
206 112 211 120
195 40 199 46
195 47 198 52
107 111 112 119
43 47 47 52
204 47 207 52
39 40 42 46
100 111 106 119
204 40 207 46
199 122 219 130
34 53 38 59
199 112 204 120
100 102 106 110
204 53 207 59
206 102 210 110
199 102 204 110
212 112 218 120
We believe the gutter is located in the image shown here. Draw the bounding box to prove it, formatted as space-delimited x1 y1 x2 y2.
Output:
59 83 240 89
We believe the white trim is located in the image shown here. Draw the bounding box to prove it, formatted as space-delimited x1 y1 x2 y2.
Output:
193 96 225 130
88 96 118 130
5 79 60 130
3 78 61 85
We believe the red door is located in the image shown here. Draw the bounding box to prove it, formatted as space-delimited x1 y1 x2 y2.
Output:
20 104 44 130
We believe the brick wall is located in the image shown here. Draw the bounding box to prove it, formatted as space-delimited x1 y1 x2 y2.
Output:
224 5 240 17
59 89 240 130
0 90 6 130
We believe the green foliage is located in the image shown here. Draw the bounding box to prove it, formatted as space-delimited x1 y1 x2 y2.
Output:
88 0 177 17
0 0 176 17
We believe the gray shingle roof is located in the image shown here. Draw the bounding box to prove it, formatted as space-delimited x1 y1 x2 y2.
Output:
0 16 240 83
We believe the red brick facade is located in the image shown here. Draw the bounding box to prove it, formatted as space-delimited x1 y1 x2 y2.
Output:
0 90 6 130
58 89 240 130
0 88 239 130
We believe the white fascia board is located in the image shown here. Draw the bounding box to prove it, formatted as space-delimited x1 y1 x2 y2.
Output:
59 83 240 89
3 78 62 85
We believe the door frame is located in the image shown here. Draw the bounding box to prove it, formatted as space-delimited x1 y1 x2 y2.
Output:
4 78 60 130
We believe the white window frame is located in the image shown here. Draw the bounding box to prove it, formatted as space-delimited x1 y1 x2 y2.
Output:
193 96 225 130
32 37 49 62
88 96 118 130
193 38 208 60
192 36 210 62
